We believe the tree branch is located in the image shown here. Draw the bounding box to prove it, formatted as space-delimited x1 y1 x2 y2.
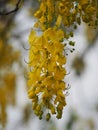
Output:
0 0 22 15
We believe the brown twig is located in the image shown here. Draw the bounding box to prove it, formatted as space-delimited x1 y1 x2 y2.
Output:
0 0 22 15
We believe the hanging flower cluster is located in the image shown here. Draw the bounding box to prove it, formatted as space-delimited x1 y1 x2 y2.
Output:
27 0 98 120
28 28 66 120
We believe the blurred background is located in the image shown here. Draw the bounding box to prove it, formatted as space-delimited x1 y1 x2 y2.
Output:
0 0 98 130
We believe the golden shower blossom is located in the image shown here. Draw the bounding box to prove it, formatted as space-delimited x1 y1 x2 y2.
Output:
28 28 67 120
27 0 98 120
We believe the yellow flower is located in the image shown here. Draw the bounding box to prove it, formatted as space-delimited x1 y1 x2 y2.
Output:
28 67 41 85
56 15 62 28
54 66 66 80
43 76 55 87
28 30 36 45
49 103 56 114
56 53 67 65
55 80 66 91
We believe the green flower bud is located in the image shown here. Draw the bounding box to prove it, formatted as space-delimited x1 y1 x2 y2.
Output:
46 113 51 121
